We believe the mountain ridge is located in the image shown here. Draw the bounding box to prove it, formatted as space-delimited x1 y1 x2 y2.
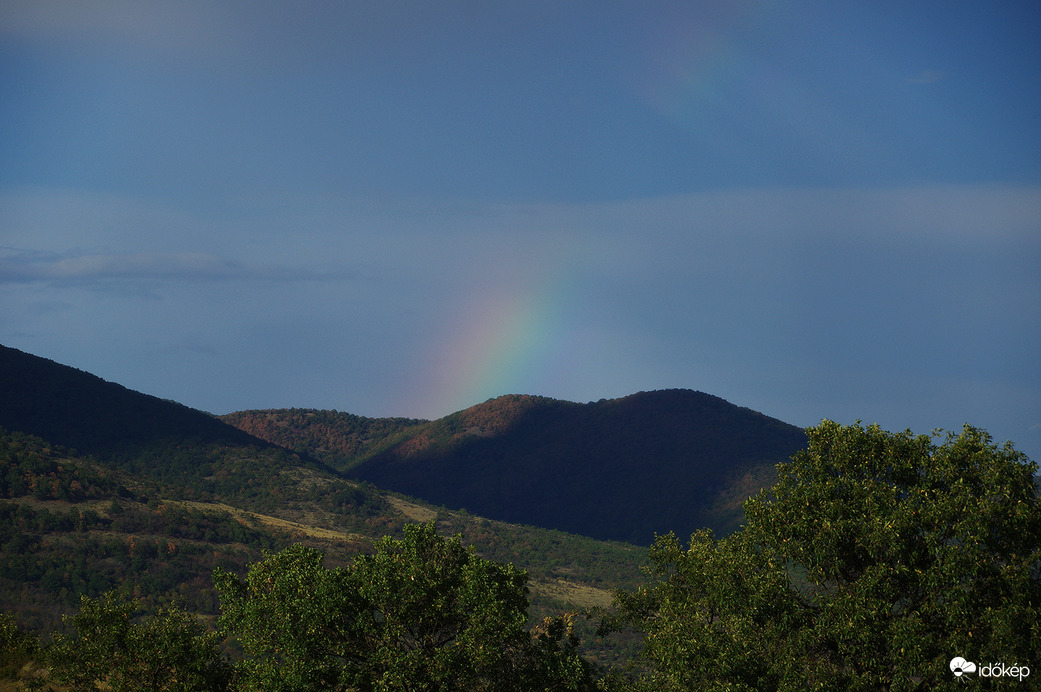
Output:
224 389 808 544
2 343 808 546
0 345 273 467
0 343 648 654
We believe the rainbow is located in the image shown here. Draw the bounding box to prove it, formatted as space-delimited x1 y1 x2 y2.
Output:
406 3 779 417
418 249 580 417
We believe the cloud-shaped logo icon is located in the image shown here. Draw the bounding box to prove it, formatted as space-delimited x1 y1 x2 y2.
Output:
950 657 977 677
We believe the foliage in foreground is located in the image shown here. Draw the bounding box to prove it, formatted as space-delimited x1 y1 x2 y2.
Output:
215 522 594 691
7 421 1038 691
48 593 232 691
604 421 1041 690
0 611 39 680
32 523 594 691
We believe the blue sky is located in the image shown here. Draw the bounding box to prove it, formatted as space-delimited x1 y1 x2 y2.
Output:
2 1 1039 461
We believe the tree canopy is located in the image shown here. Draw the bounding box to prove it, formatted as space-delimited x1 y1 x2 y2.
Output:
48 592 232 691
605 421 1040 690
6 420 1037 690
214 522 594 691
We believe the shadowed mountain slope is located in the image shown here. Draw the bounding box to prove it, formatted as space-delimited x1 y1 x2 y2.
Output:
0 345 648 648
1 342 806 545
0 345 260 456
0 344 323 495
229 391 809 544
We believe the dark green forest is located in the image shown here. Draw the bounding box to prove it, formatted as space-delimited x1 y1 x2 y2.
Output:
1 345 1038 689
4 422 1038 690
223 391 807 543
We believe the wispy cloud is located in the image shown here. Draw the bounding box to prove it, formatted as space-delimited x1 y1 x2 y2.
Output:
0 249 354 285
0 1 239 58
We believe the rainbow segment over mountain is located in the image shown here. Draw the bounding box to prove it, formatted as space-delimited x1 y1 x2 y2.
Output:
417 249 580 418
400 1 814 420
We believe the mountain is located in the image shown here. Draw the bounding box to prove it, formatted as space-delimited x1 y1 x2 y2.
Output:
0 344 647 655
0 343 803 651
1 345 805 546
220 407 426 466
225 391 808 544
0 344 305 496
0 345 259 456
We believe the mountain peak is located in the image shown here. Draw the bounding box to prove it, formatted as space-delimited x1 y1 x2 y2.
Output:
0 344 268 477
346 388 807 543
3 343 808 545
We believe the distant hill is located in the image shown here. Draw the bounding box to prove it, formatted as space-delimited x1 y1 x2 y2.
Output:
0 344 349 504
220 408 426 467
0 345 260 459
0 344 805 544
227 391 808 544
0 344 648 653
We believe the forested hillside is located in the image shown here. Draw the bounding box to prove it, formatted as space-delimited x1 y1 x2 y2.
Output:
0 345 645 668
225 391 807 544
220 408 426 468
0 345 260 456
1 345 1037 689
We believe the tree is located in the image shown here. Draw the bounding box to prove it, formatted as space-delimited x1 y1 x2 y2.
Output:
48 592 232 691
0 610 39 680
601 529 805 691
214 542 354 689
605 421 1040 690
214 522 594 691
